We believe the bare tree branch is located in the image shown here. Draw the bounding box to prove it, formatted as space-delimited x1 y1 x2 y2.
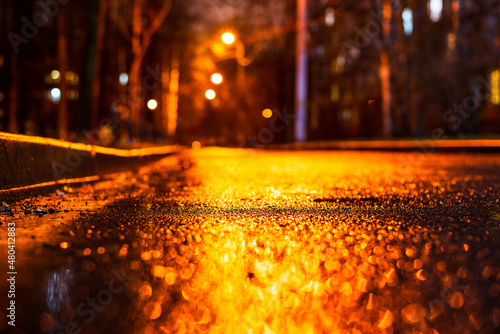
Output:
132 0 142 56
139 0 172 59
110 0 131 43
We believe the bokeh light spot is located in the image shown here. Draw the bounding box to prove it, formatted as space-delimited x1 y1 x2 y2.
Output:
147 99 157 110
143 301 162 319
222 32 235 44
50 70 60 80
192 141 201 150
211 73 223 84
119 72 128 86
262 108 273 118
205 89 216 100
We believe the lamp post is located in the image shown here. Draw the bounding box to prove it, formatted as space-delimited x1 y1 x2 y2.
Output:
221 32 248 142
295 0 308 142
221 32 246 93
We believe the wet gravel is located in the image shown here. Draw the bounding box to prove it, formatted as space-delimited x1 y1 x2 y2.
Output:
1 148 500 334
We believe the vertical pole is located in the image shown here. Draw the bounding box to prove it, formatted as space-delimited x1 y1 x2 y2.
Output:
57 6 68 139
380 52 391 137
167 50 179 139
90 0 108 130
236 40 246 142
380 0 392 138
294 0 308 142
8 53 18 134
235 41 245 91
161 50 170 139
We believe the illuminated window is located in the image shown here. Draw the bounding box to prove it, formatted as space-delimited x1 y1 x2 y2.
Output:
429 0 443 22
330 84 340 103
402 8 413 36
50 88 61 103
325 8 335 27
492 69 500 105
119 73 128 86
51 70 60 80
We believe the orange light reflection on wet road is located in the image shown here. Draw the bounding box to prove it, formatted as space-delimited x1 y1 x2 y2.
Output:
116 149 500 333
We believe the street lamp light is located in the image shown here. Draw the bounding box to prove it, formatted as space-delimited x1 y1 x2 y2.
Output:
262 108 272 119
205 89 216 100
221 32 235 45
147 99 158 110
211 73 223 84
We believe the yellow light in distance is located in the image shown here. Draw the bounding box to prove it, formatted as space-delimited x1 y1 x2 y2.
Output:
51 70 60 80
222 32 235 45
211 73 223 84
205 89 216 100
491 69 500 105
192 141 201 150
262 108 273 118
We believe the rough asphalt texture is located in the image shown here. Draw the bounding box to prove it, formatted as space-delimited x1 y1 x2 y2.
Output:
1 149 500 334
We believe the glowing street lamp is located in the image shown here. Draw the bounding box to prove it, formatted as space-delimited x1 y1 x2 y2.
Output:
147 99 158 110
211 73 223 84
262 108 272 119
205 89 216 100
119 73 129 86
222 32 235 45
50 88 61 103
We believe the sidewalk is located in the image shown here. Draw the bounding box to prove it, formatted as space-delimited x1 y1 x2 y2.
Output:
268 139 500 152
0 132 183 192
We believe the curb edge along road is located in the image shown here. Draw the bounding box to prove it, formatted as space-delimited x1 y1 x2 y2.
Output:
268 139 500 153
0 132 183 192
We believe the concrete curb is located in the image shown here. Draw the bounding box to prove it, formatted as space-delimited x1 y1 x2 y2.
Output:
0 132 183 191
267 139 500 152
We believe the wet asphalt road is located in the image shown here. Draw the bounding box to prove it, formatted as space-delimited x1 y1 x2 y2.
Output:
1 148 500 334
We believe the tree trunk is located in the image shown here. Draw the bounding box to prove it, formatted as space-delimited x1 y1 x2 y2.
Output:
6 0 18 134
128 0 143 138
167 50 179 139
8 52 18 133
112 0 172 140
380 51 391 138
161 50 170 139
380 0 392 138
81 0 108 133
90 0 108 130
128 55 143 138
58 6 69 139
